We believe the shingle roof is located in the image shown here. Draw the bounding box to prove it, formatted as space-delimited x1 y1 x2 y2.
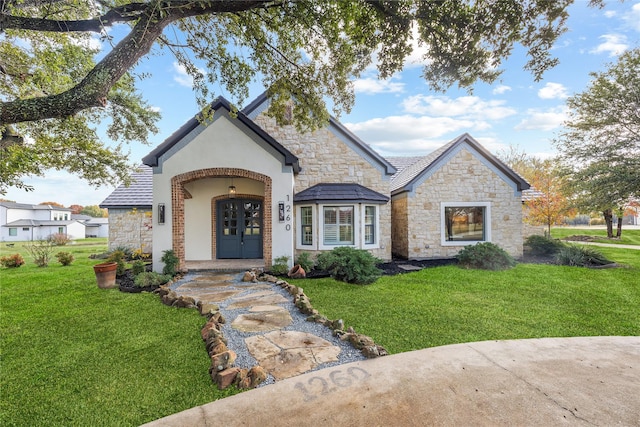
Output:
3 219 79 227
99 166 153 208
387 133 530 195
0 201 70 211
294 183 389 204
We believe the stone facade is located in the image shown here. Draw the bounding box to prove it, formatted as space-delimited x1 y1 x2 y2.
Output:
393 148 524 259
107 208 153 253
253 115 392 261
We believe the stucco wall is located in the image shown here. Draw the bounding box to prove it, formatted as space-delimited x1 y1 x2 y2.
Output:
253 115 392 261
396 147 524 259
107 208 153 253
151 113 295 272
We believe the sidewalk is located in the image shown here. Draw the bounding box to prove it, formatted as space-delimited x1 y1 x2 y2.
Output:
144 336 640 426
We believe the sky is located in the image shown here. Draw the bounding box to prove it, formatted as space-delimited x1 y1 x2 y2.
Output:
4 0 640 207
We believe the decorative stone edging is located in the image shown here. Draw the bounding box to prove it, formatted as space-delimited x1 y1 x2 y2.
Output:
153 270 388 390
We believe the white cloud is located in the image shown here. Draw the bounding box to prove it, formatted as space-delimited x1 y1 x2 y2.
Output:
401 95 516 121
538 82 569 100
492 85 512 95
404 26 431 68
589 34 629 56
604 10 617 18
515 107 567 131
172 62 205 87
623 3 640 31
353 77 404 94
149 105 162 113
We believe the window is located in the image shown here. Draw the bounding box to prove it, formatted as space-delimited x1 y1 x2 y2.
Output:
442 203 490 245
300 206 313 245
22 227 29 231
364 206 376 244
323 206 354 245
9 228 17 236
58 227 64 234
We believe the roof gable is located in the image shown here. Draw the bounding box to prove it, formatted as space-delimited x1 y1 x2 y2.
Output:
243 91 396 176
389 133 530 195
142 97 300 172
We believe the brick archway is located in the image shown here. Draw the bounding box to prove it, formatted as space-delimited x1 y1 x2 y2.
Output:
171 168 272 270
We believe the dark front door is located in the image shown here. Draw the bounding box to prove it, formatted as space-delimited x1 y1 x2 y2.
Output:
217 199 263 259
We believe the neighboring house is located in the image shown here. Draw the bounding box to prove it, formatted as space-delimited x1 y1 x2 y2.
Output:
101 93 529 272
0 202 85 241
99 166 153 252
72 214 110 238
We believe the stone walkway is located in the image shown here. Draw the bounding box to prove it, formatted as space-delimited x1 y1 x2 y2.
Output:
170 272 364 383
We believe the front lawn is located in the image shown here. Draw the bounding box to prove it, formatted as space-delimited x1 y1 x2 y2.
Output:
551 227 640 246
292 246 640 354
0 240 239 427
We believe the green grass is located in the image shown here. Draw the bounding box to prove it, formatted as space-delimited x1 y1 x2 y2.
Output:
551 227 640 246
291 246 640 354
1 240 239 427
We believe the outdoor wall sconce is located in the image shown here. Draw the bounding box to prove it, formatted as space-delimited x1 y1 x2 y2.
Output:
228 185 237 198
158 203 165 224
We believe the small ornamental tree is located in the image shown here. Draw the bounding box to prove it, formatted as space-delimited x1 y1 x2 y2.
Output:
524 159 573 236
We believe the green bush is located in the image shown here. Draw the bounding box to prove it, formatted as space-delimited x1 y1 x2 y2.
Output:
134 272 172 288
47 233 71 246
55 251 74 266
295 252 314 273
112 246 133 260
161 249 179 276
590 218 606 226
555 245 613 267
524 235 566 256
316 247 381 285
24 240 55 267
107 250 126 276
271 255 290 275
457 242 516 270
1 253 25 268
131 260 146 276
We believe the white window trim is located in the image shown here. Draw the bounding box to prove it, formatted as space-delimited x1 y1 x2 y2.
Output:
296 204 381 251
361 205 380 249
440 202 491 246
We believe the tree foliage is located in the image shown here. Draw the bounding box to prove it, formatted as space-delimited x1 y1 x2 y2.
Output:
80 205 107 218
555 47 640 237
1 0 600 193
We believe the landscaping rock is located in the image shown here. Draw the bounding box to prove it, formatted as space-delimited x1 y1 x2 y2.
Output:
211 350 237 372
214 367 241 390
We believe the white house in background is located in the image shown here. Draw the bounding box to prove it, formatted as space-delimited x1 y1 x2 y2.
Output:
72 214 110 238
0 202 86 242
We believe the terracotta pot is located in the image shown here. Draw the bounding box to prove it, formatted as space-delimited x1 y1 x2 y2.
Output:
93 262 118 289
288 264 306 279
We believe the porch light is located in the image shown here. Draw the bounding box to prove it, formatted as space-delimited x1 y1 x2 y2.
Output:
228 185 237 198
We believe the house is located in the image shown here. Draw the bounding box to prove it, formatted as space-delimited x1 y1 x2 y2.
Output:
99 166 153 252
72 215 110 238
101 93 529 272
0 202 85 241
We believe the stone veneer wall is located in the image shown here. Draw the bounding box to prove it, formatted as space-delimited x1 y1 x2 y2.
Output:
401 148 524 259
107 208 153 253
253 115 392 261
391 194 409 257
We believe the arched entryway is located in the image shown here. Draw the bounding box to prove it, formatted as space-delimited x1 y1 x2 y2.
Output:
171 168 272 270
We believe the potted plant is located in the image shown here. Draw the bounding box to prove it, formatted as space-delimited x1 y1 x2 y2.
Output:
93 262 118 289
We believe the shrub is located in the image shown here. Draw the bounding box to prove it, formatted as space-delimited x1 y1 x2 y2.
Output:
131 260 146 276
131 248 151 261
48 233 71 246
134 272 172 288
1 253 25 268
271 255 290 275
112 246 133 260
524 235 566 256
316 247 381 285
107 250 127 276
590 218 606 226
55 251 74 266
555 245 613 267
295 252 314 273
161 249 179 276
457 242 516 270
25 240 55 267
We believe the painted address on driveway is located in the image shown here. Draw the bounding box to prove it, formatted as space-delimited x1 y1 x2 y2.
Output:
293 367 371 402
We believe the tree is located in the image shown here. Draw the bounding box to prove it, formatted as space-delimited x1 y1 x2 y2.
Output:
68 204 84 215
1 0 596 193
555 47 640 238
523 159 573 235
80 205 107 218
38 201 64 207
